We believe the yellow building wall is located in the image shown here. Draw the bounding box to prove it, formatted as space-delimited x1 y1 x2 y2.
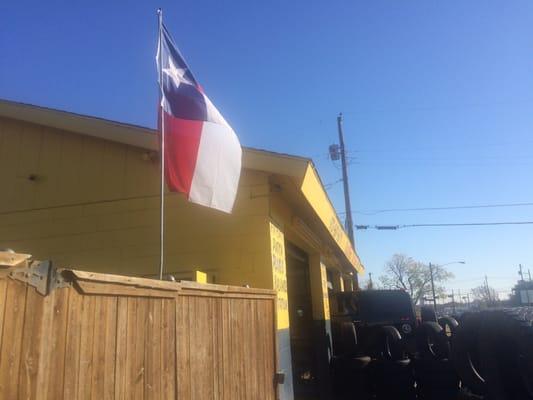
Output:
300 165 362 273
0 117 273 288
0 116 352 400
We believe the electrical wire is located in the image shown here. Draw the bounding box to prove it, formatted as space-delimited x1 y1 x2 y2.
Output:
349 201 533 215
356 221 533 230
341 98 533 115
324 178 343 190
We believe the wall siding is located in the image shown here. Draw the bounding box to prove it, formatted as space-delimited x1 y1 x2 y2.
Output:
0 117 272 288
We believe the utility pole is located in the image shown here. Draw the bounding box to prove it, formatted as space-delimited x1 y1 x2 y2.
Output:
337 113 354 245
368 272 374 289
449 290 456 314
485 275 492 305
336 113 358 288
526 268 532 305
429 262 437 312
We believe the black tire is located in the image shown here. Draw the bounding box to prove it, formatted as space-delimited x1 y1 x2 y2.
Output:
376 325 407 361
458 387 485 399
331 320 359 357
450 313 486 395
438 316 459 337
414 358 460 400
331 355 372 400
477 308 533 400
421 306 438 323
371 359 416 400
416 321 450 360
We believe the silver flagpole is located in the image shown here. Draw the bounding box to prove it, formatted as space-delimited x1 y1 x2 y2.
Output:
157 8 165 280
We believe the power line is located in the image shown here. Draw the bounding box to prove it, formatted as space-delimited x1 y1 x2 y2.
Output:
348 201 533 215
341 98 533 115
324 178 343 190
355 221 533 230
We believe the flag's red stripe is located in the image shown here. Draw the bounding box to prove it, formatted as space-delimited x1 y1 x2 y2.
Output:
162 111 203 195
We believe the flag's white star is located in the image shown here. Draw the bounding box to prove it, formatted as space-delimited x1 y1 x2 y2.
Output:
163 57 193 86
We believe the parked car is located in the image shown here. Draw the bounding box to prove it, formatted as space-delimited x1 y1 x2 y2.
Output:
330 289 418 357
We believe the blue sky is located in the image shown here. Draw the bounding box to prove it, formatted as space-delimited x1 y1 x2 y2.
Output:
2 0 533 299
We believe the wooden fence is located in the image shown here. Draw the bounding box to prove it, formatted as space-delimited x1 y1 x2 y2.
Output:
0 260 278 399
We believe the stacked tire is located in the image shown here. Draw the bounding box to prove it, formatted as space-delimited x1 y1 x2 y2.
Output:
414 320 460 400
452 307 533 400
330 321 372 400
369 326 416 400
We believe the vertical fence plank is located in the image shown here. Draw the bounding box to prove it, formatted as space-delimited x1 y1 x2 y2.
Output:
104 296 118 400
192 297 215 400
244 299 255 400
258 299 276 400
134 298 147 400
0 280 28 399
249 300 259 400
145 298 162 399
18 287 43 400
214 298 223 400
114 296 128 400
0 278 8 355
234 299 245 400
220 298 231 400
77 295 96 400
91 296 107 399
46 287 70 400
63 288 83 399
34 289 56 400
162 297 176 400
125 296 138 400
176 296 191 400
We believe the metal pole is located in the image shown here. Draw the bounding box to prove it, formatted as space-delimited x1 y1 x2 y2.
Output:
451 289 456 314
520 266 531 306
337 113 357 288
485 275 492 305
337 113 355 245
157 9 166 280
429 262 437 312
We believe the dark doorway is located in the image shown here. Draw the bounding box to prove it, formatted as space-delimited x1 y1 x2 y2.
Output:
285 242 319 399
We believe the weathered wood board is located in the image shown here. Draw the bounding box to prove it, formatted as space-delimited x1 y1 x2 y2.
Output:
0 266 277 399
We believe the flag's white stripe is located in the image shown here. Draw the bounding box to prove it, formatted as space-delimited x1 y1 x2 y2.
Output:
188 121 242 213
203 93 230 127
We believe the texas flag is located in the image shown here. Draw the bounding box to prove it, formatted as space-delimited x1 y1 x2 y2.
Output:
156 23 242 213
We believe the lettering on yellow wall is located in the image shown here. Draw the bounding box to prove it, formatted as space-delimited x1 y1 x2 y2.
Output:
320 263 331 320
270 221 290 330
300 164 362 273
327 216 358 267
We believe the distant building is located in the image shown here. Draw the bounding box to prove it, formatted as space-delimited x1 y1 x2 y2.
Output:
511 280 533 306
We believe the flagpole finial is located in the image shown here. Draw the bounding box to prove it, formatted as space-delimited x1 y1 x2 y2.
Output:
157 8 162 15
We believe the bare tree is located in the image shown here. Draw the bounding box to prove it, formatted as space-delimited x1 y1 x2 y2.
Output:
472 285 499 305
379 254 454 305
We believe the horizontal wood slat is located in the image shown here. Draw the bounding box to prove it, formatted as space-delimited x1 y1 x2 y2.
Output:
0 265 277 399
